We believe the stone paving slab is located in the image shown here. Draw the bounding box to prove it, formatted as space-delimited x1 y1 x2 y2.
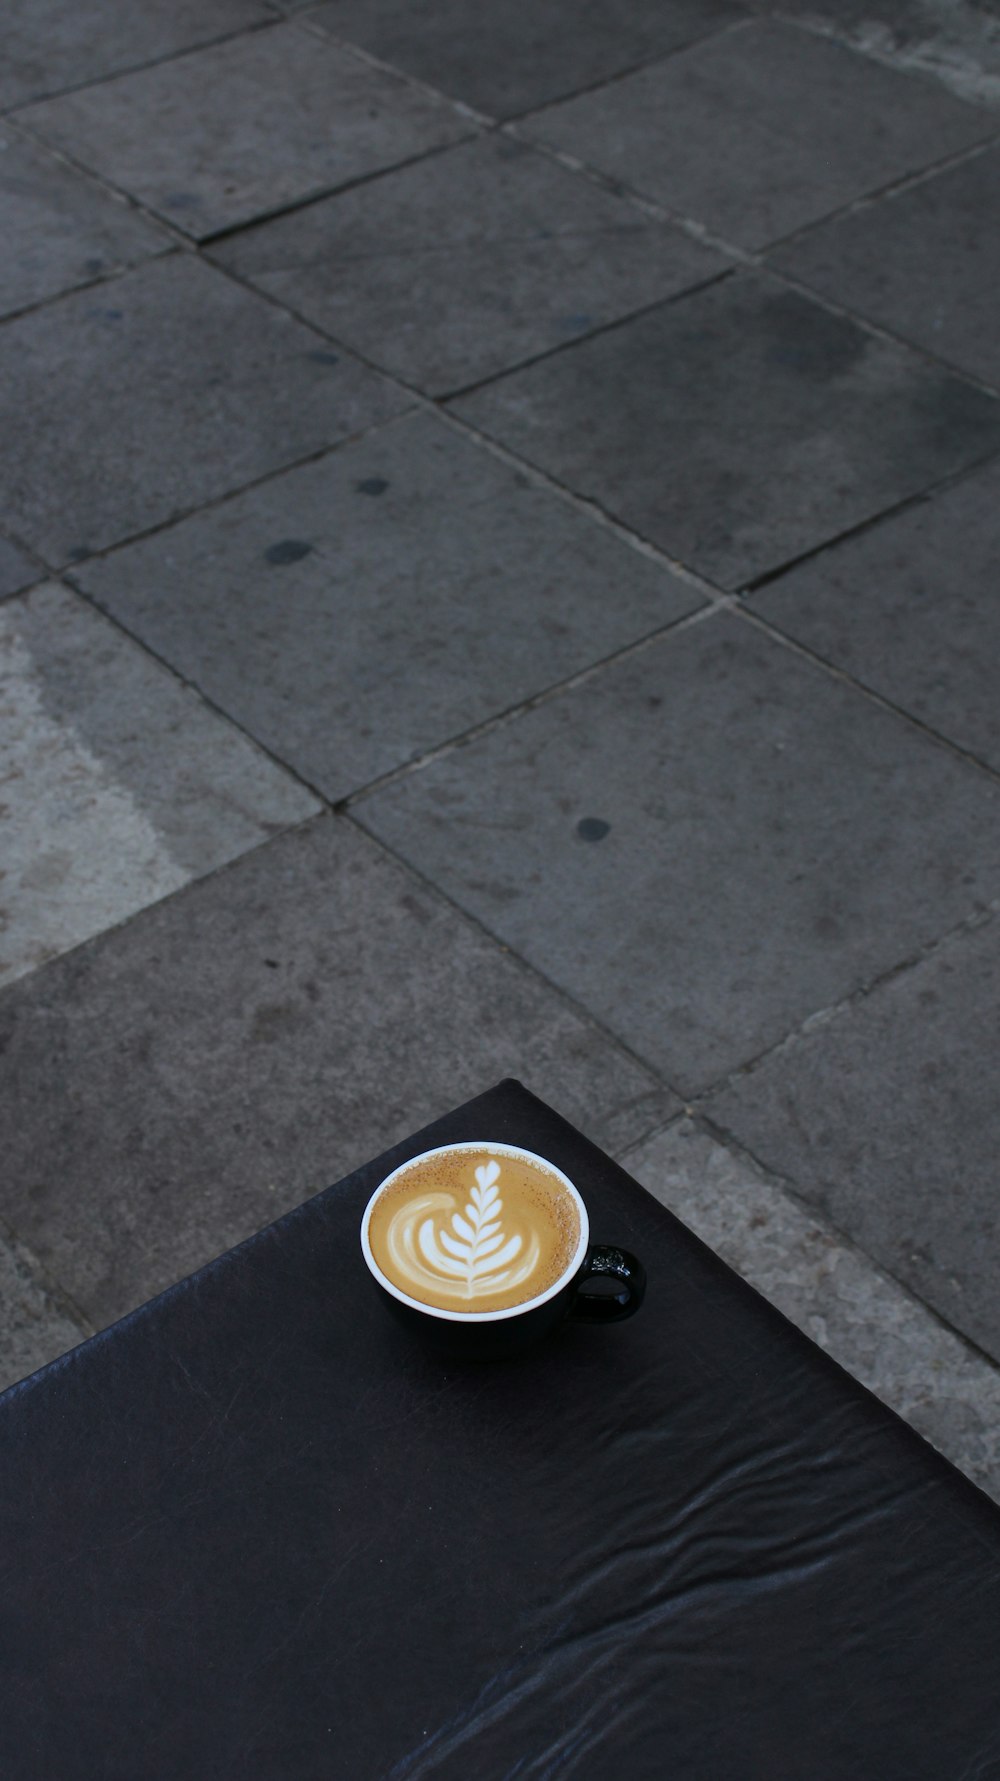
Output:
0 816 677 1329
357 610 1000 1093
743 0 1000 112
750 457 1000 773
0 253 407 565
18 22 471 242
76 411 704 800
0 536 40 601
452 271 1000 589
622 1118 1000 1503
0 582 318 985
523 19 992 251
214 135 726 396
0 128 169 321
771 142 1000 392
706 912 1000 1364
0 0 273 112
0 1226 90 1396
305 0 746 120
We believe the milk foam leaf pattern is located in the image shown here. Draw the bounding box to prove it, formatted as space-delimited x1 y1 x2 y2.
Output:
417 1158 523 1299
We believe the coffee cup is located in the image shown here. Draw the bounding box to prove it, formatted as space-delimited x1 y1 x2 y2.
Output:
360 1140 645 1358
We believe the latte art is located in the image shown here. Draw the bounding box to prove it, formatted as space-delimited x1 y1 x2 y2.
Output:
366 1145 583 1315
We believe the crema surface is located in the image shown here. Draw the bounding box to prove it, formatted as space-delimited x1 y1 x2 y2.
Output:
368 1148 581 1313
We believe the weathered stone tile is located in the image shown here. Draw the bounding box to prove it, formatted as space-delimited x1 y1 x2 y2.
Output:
0 254 407 563
0 582 318 983
525 20 992 249
451 272 1000 588
0 0 272 111
213 134 726 394
77 410 705 797
0 1229 89 1396
19 22 471 239
305 0 745 120
623 1118 1000 1504
741 0 1000 112
750 457 1000 773
0 817 677 1326
770 143 1000 390
0 129 168 319
706 914 1000 1365
357 611 1000 1091
0 536 40 600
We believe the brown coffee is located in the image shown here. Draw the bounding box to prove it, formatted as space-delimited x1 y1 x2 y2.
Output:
367 1145 582 1314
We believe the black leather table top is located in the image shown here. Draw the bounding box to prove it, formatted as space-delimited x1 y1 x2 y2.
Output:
4 1080 1000 1779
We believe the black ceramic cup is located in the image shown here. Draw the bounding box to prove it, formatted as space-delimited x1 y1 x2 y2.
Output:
360 1140 645 1359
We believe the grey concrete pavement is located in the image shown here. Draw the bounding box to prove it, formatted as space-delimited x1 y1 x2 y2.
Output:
0 253 407 562
0 0 274 111
0 816 675 1329
19 22 470 240
357 610 1000 1092
749 454 1000 773
213 134 726 394
2 0 1000 1497
770 141 1000 389
75 409 704 799
0 582 318 983
305 0 747 119
0 129 169 320
524 19 993 250
451 272 1000 588
0 535 41 600
706 912 1000 1363
624 1119 1000 1502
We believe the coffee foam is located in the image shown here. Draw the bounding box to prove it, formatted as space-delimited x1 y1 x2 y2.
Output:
367 1147 582 1315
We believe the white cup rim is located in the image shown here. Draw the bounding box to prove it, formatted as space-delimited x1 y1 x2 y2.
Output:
360 1139 590 1322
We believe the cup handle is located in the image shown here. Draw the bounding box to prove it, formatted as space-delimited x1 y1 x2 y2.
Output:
570 1244 646 1323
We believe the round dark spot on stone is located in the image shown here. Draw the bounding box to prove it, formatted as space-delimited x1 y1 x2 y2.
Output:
265 539 313 565
66 546 90 563
576 817 610 842
307 350 340 366
264 958 280 969
356 478 389 497
84 257 105 276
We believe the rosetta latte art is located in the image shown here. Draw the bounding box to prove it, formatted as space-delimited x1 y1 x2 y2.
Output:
384 1160 542 1304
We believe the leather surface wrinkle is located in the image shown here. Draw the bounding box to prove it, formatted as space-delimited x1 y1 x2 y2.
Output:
1 1079 1000 1779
